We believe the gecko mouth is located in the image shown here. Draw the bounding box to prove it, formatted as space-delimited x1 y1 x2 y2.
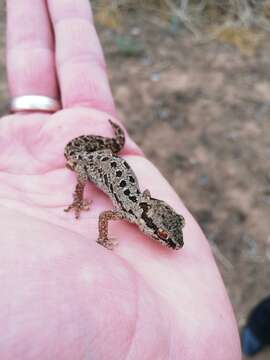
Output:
167 239 180 250
167 235 184 250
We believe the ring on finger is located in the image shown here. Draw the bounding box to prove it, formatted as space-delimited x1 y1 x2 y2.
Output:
10 95 61 113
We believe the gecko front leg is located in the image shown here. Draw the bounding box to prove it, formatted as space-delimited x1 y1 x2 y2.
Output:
97 209 125 250
64 164 91 219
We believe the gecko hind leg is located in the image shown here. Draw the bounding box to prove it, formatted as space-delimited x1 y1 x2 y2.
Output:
97 209 125 250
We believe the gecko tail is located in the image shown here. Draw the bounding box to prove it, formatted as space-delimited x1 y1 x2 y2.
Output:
108 119 125 154
64 120 126 159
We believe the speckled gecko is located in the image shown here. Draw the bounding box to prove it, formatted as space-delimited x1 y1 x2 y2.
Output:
64 120 185 250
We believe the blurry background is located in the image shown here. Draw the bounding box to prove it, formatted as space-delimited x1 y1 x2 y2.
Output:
1 1 270 358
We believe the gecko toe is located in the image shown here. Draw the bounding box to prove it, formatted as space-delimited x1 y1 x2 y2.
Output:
64 199 91 219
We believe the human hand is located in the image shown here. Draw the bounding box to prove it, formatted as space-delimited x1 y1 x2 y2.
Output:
1 1 241 358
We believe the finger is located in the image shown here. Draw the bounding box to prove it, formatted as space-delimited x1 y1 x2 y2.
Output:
47 0 115 115
6 0 58 98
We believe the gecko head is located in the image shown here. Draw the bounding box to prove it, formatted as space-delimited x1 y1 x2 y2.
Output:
138 198 185 250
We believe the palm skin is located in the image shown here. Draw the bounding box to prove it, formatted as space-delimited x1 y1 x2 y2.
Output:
2 0 241 358
0 107 240 359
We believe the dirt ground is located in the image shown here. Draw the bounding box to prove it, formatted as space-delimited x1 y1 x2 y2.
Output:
96 11 270 359
0 4 270 359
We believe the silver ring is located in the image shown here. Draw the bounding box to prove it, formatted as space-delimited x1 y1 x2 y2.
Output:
10 95 61 113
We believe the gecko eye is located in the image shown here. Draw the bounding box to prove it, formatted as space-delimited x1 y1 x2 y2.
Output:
157 228 169 240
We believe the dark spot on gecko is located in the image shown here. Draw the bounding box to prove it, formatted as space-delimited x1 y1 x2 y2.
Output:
116 170 122 177
85 145 94 152
101 157 109 161
120 180 126 187
104 174 109 187
129 196 137 203
139 202 149 211
111 162 117 168
69 151 75 156
140 203 157 231
114 192 119 202
129 176 135 183
143 215 157 231
128 209 134 216
124 189 130 196
123 161 130 169
110 184 114 193
111 143 119 153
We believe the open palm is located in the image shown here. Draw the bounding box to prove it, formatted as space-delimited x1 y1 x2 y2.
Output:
1 1 240 359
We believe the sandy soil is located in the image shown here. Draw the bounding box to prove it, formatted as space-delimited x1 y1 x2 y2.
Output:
97 13 270 360
0 4 270 359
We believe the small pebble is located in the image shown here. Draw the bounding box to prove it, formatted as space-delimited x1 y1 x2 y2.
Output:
131 27 141 36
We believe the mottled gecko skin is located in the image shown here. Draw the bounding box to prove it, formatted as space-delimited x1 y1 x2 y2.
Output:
64 120 185 250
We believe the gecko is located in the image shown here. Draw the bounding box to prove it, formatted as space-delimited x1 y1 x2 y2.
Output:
64 119 185 250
